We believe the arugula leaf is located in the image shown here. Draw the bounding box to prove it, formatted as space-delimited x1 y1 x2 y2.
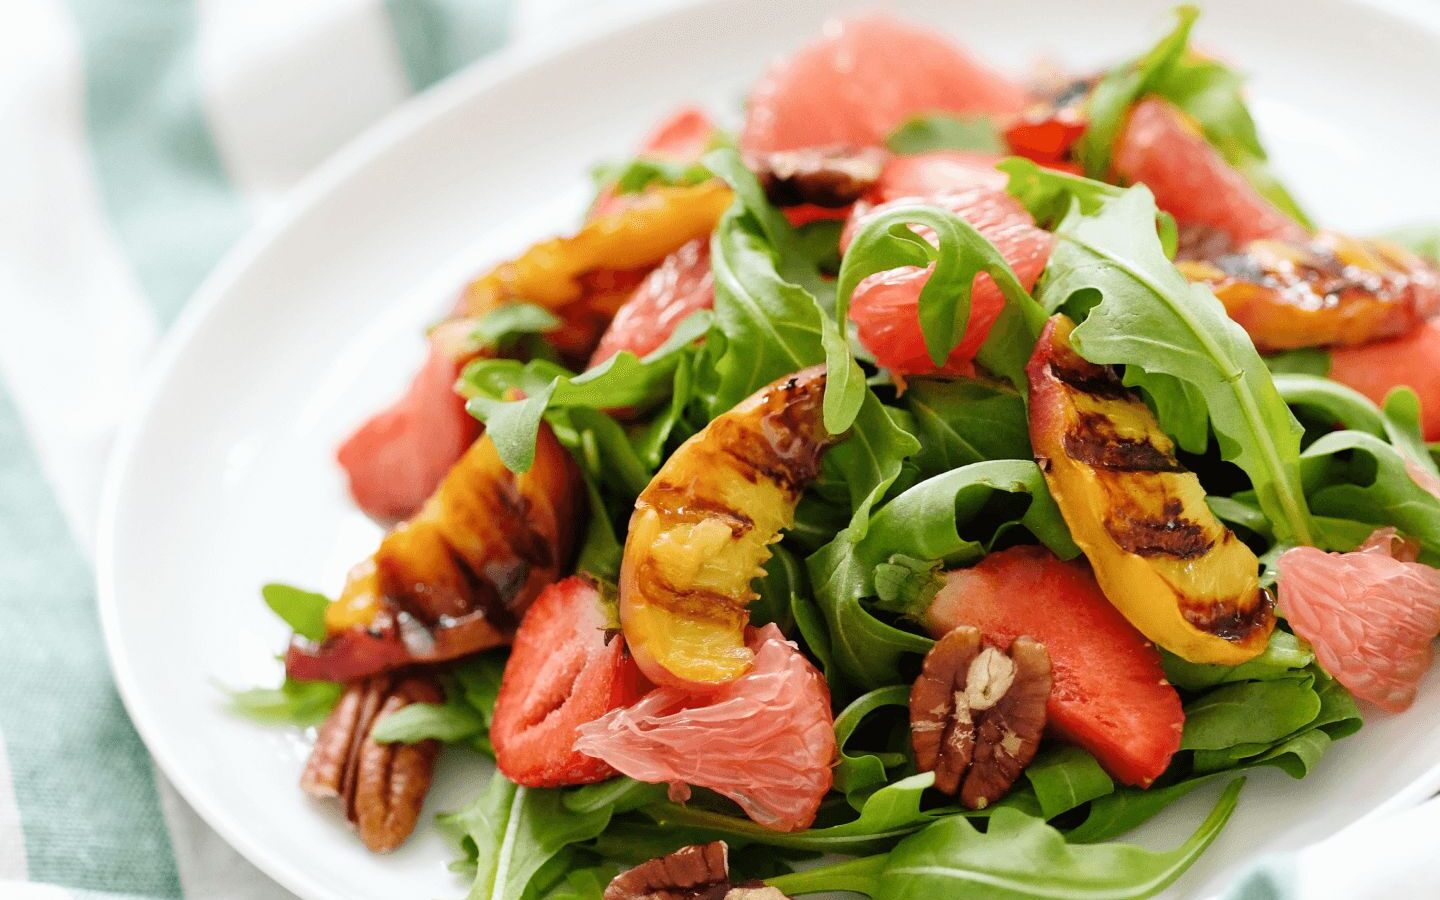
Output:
644 773 945 856
590 157 712 198
749 545 807 635
1180 677 1321 752
832 204 1045 426
833 685 912 808
468 303 563 352
903 378 1032 477
771 780 1244 900
1301 430 1440 560
1385 224 1440 264
1078 5 1312 227
440 774 613 900
371 653 506 753
1162 629 1313 691
461 311 711 472
227 678 342 727
1025 746 1116 821
886 114 1006 156
1266 348 1332 377
1039 184 1315 545
1065 773 1228 844
702 148 837 413
1078 5 1199 177
1278 376 1440 480
808 460 1075 689
261 583 330 641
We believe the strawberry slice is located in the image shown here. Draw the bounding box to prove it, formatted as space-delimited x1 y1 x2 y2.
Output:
926 546 1185 787
335 332 479 521
491 576 649 788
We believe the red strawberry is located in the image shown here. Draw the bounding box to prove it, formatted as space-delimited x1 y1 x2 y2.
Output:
927 546 1185 787
492 576 649 788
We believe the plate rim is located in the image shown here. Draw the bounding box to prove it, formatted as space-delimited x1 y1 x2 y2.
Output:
95 1 1440 897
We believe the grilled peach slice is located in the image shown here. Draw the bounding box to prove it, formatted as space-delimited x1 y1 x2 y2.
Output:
620 366 836 688
288 424 584 682
1177 232 1440 353
1027 316 1273 665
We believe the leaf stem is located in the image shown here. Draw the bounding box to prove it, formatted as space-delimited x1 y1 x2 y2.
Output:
767 853 887 897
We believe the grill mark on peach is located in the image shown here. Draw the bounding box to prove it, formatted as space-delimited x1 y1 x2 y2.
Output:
637 488 757 536
637 561 750 623
1180 580 1276 643
1063 412 1184 473
1103 493 1215 560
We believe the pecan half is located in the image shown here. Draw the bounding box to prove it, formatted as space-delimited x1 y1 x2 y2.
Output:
604 842 790 900
749 146 888 209
910 628 1052 809
301 674 443 853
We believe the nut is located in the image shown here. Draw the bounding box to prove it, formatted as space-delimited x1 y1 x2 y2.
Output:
603 842 790 900
910 629 1052 810
301 674 443 853
908 626 982 795
961 636 1051 810
749 146 888 209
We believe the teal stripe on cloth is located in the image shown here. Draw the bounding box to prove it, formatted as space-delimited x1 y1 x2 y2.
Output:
0 389 181 896
66 0 249 325
383 0 514 90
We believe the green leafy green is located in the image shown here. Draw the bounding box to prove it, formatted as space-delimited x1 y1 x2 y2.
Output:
771 780 1244 900
261 583 330 641
227 678 342 727
1038 183 1314 545
832 204 1045 428
903 378 1032 477
1078 5 1311 226
1301 430 1440 560
886 114 1006 156
590 157 712 199
1162 630 1312 691
1078 5 1199 178
371 653 506 754
467 303 563 353
833 686 912 807
1025 746 1116 821
1180 677 1321 752
808 460 1076 688
1277 376 1439 476
644 773 944 856
440 774 613 900
1266 348 1332 377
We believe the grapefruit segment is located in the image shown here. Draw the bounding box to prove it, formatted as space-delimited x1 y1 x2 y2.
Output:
335 333 479 521
1330 318 1440 441
926 546 1185 787
841 183 1053 376
592 106 719 220
741 15 1027 154
589 237 714 367
574 624 835 832
1112 97 1307 248
1278 531 1440 713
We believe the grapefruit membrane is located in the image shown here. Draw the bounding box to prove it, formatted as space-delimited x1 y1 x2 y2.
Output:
573 624 835 832
1278 530 1440 713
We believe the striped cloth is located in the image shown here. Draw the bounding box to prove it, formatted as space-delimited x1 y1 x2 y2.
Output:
0 1 1437 898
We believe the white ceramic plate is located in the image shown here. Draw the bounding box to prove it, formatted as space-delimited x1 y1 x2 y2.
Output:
98 1 1440 898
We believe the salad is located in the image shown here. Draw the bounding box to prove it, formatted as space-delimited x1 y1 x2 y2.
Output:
234 7 1440 898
